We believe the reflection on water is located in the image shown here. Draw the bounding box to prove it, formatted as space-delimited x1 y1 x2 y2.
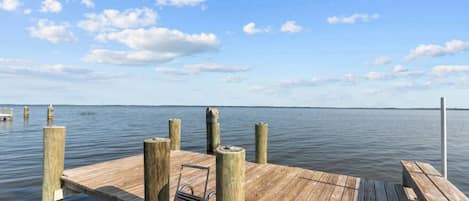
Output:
0 105 468 200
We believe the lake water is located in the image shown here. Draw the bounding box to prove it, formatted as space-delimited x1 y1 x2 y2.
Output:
0 105 468 200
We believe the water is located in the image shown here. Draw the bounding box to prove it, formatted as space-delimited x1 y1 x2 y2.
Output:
0 105 468 200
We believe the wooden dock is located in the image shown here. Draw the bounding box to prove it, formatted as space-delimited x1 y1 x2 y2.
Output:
61 150 415 201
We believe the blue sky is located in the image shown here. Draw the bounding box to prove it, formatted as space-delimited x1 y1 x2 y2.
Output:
1 0 469 107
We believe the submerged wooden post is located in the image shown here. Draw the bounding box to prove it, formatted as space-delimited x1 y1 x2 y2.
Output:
24 106 30 119
216 145 245 201
144 137 170 201
206 107 220 154
42 126 66 201
255 122 268 164
168 119 181 150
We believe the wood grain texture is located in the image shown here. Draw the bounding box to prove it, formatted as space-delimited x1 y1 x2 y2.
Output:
144 138 170 201
216 146 245 201
402 160 468 201
205 107 220 154
255 122 268 164
42 126 66 201
168 119 181 151
60 152 467 201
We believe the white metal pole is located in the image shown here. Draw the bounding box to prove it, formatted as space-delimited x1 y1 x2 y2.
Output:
440 97 447 179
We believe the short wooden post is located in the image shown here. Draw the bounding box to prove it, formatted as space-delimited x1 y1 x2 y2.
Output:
144 137 170 201
47 104 54 121
255 122 268 164
42 126 66 201
168 119 181 150
216 145 245 201
206 107 220 154
24 106 30 119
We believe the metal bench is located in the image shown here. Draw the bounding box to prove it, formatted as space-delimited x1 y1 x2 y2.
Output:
401 160 468 201
174 164 215 201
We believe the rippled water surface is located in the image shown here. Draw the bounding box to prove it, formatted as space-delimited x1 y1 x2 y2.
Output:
0 105 468 200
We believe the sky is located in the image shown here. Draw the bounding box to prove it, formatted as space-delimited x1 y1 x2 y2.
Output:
1 0 469 107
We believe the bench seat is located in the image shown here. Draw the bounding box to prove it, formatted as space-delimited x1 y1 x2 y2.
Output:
401 160 468 201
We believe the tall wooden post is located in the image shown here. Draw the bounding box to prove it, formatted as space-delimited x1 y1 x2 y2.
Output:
206 107 220 154
24 106 30 119
255 122 268 164
42 126 66 201
216 145 245 201
144 138 170 201
168 119 181 150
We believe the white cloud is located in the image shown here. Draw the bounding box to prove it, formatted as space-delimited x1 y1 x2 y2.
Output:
327 13 379 24
432 65 469 76
370 56 392 65
392 65 407 73
0 58 125 81
156 63 251 75
156 0 205 6
365 71 389 80
78 8 156 32
406 40 469 60
243 22 270 35
80 0 94 8
281 66 424 88
23 8 31 14
83 50 175 65
281 20 303 33
224 75 245 83
40 0 62 13
29 19 77 43
0 0 20 11
85 28 219 65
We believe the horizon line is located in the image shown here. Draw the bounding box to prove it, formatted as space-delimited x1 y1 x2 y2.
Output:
1 104 468 110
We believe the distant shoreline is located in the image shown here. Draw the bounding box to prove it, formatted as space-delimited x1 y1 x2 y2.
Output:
1 104 468 110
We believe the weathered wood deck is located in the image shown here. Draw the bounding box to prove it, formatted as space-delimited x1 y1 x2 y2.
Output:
62 150 415 201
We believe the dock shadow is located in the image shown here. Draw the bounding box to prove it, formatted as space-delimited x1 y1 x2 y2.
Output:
94 186 144 201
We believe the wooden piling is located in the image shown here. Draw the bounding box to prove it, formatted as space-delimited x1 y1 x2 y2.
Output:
206 107 220 154
168 119 181 150
47 105 54 121
42 126 66 201
216 145 245 201
255 122 268 164
24 106 30 119
144 137 170 201
9 108 13 119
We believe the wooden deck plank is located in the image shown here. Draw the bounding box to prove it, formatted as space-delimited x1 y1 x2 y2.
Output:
60 152 467 201
292 171 324 201
277 170 319 201
365 180 376 201
384 183 399 201
401 160 449 201
317 172 341 201
374 180 387 201
415 162 468 201
329 175 348 201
